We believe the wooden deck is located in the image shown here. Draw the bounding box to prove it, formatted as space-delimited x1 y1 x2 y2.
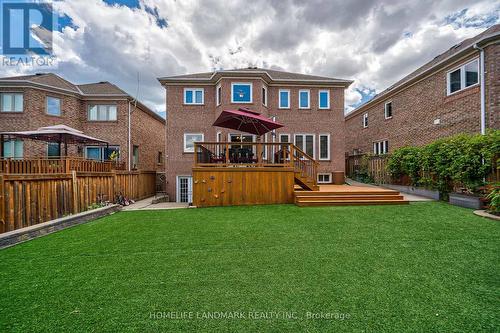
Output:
295 185 409 206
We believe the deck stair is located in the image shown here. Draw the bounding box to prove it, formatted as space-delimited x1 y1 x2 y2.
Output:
291 146 319 191
295 186 409 206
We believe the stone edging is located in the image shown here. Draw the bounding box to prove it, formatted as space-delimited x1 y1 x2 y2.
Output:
0 205 121 249
473 210 500 221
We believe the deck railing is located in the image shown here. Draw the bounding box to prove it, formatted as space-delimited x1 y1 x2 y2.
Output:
193 142 318 181
0 157 125 174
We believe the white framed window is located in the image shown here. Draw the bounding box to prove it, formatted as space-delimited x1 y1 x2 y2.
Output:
184 88 204 105
373 140 389 155
384 101 392 119
231 82 252 103
216 84 221 106
88 104 117 121
46 96 61 116
318 134 330 160
362 113 368 128
318 90 330 109
446 58 479 95
262 85 267 106
294 134 315 158
184 133 204 153
299 89 310 109
2 139 23 158
317 173 332 184
279 89 290 109
0 93 23 112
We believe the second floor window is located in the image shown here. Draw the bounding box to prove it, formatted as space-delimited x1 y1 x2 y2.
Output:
384 101 393 119
447 59 479 95
46 96 61 116
279 90 290 109
363 113 368 128
231 83 252 103
1 93 23 112
88 105 117 121
262 86 267 106
216 85 221 106
185 88 204 105
318 90 330 109
299 90 310 109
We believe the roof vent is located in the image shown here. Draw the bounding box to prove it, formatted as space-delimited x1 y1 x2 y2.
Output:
35 73 46 76
98 81 107 84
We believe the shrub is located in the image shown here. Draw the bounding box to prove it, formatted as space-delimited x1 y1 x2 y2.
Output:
387 130 500 196
486 187 500 214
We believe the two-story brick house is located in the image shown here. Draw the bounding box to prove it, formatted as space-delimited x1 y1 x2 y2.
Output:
159 68 352 202
0 73 165 171
345 24 499 156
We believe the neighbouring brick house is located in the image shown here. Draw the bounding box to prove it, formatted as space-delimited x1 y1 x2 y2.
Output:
159 68 352 202
345 24 500 156
0 73 165 171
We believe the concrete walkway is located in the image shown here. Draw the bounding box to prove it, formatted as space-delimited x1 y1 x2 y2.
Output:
345 178 434 202
121 197 189 211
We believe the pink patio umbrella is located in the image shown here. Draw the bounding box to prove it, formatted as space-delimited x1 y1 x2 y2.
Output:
212 107 283 136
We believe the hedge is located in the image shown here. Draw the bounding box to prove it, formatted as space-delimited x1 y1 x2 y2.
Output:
387 130 500 195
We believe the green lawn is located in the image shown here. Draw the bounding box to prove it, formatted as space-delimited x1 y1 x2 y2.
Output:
1 202 499 332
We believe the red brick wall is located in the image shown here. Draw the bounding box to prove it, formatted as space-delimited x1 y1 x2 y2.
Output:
485 43 500 130
165 79 346 201
344 52 491 155
0 86 165 171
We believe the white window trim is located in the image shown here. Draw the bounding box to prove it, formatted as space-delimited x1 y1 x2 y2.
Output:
88 104 117 121
278 89 290 109
318 133 330 161
294 133 316 159
0 92 23 112
298 89 310 109
231 82 253 103
318 89 330 109
184 133 204 153
373 140 388 155
362 113 368 128
84 145 120 160
384 101 392 119
262 85 268 106
184 88 204 105
317 173 332 184
216 84 221 106
446 58 479 96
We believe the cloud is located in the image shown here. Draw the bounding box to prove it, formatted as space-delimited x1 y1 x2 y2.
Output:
1 0 498 116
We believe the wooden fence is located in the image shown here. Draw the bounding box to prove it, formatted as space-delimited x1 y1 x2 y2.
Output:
0 157 126 174
0 170 156 234
345 154 392 184
346 154 500 185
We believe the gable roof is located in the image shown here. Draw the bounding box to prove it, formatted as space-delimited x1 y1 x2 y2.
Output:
159 67 353 86
346 24 500 118
0 73 165 123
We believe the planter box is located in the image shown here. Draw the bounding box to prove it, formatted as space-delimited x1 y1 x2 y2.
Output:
381 184 439 200
449 193 482 209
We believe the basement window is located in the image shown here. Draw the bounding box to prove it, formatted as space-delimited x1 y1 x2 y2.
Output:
317 173 332 184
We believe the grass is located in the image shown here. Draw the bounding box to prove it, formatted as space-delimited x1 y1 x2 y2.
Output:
0 202 499 332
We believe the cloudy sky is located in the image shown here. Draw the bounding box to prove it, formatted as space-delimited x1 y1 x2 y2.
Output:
2 0 499 117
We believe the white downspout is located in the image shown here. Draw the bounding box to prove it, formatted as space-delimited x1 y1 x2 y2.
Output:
474 43 486 135
128 101 131 171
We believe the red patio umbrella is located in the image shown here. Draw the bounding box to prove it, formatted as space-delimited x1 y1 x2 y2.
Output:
212 108 283 136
